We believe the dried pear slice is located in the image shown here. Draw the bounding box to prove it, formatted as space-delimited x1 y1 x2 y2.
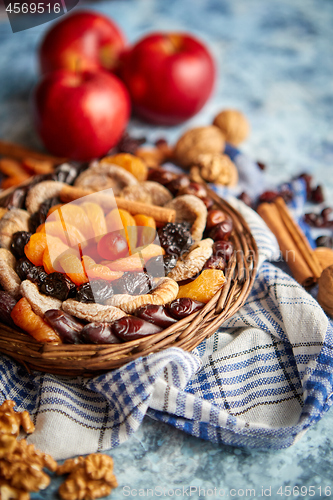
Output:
164 195 207 242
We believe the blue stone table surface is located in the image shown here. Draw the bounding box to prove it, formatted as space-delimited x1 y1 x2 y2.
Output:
1 0 333 498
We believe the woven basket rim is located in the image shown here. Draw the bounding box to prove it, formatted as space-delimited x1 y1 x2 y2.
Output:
0 189 258 376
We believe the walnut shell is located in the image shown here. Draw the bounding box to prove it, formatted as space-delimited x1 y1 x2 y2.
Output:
62 299 126 323
106 277 179 314
74 163 138 195
26 181 65 214
120 181 173 206
173 126 225 168
317 265 333 316
195 153 239 187
213 109 250 146
168 239 214 281
164 194 207 242
0 209 30 249
20 280 62 317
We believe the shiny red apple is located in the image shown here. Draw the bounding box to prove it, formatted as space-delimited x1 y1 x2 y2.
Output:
120 32 216 125
32 69 131 161
39 10 126 74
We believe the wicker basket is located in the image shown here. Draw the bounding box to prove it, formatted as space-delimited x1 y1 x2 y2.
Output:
0 188 258 376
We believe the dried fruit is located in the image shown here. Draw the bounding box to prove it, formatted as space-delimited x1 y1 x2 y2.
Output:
24 233 48 267
62 299 126 323
105 208 137 253
173 126 225 168
39 273 76 301
76 280 114 304
74 163 138 194
135 304 177 328
177 269 225 303
25 181 65 214
212 240 234 261
134 214 156 247
10 232 32 260
80 323 122 344
167 298 205 319
213 109 250 146
20 280 62 317
158 222 193 258
0 291 17 327
44 310 84 344
0 209 30 250
115 132 146 155
209 219 233 241
57 252 88 286
165 175 190 196
48 204 94 241
1 188 27 210
101 153 148 182
206 210 229 229
112 272 154 296
111 316 162 341
168 239 214 281
81 202 107 239
15 258 35 282
120 181 173 206
82 256 123 282
178 182 207 199
0 251 21 298
147 168 178 185
316 235 333 249
106 244 164 272
11 298 61 342
165 195 207 242
203 255 226 271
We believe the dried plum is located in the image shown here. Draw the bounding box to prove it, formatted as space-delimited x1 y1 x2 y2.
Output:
40 273 76 301
158 223 193 258
44 310 83 344
112 272 155 295
10 231 32 259
76 280 114 304
26 266 48 286
0 291 17 327
80 323 122 344
15 258 35 281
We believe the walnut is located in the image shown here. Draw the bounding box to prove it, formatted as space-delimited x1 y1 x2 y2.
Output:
58 454 117 500
194 153 238 187
213 109 250 146
0 483 30 500
0 209 30 250
168 239 214 281
25 181 65 214
20 280 62 317
0 401 35 438
173 126 225 168
74 163 138 195
164 195 207 242
0 435 17 459
10 462 50 492
106 277 179 314
62 300 126 323
120 181 173 206
318 265 333 316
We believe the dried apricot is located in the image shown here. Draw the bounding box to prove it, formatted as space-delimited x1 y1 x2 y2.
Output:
81 202 107 239
106 208 137 253
57 251 88 286
11 297 61 343
134 214 156 247
107 243 164 272
24 233 48 266
102 153 148 181
38 221 87 248
43 238 69 274
82 255 123 281
47 204 94 240
177 269 226 303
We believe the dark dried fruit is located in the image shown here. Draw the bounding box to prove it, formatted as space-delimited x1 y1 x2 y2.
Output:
201 196 214 210
298 173 313 200
53 163 81 184
238 192 252 207
167 298 205 319
135 304 177 328
257 161 266 171
116 132 146 155
10 231 32 259
112 272 155 296
147 168 178 185
80 322 122 344
209 219 233 241
44 309 83 344
76 280 114 304
203 256 226 271
316 235 333 249
26 266 48 286
212 240 234 261
2 187 27 210
28 196 61 233
258 191 279 204
15 258 35 281
163 255 178 275
178 182 207 199
321 207 332 221
166 175 190 195
112 316 162 341
40 273 76 301
206 210 228 229
0 291 17 327
158 223 193 257
311 185 324 204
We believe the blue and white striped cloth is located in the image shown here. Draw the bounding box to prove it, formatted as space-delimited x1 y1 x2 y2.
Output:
0 199 332 460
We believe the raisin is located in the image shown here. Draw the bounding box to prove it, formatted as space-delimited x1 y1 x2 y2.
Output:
26 266 48 286
44 310 83 344
76 280 114 304
112 272 155 295
135 304 177 328
257 161 266 171
80 323 122 344
0 291 17 327
115 132 146 155
310 185 324 204
10 231 32 259
112 316 162 341
40 273 76 301
158 223 193 257
167 298 205 319
15 258 35 281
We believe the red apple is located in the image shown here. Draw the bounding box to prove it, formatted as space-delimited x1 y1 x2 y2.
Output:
120 32 216 125
32 69 131 161
39 10 126 74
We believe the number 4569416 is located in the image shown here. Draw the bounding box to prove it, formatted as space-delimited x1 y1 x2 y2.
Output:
6 3 61 14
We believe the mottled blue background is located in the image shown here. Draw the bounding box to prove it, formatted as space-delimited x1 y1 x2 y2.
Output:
1 0 333 497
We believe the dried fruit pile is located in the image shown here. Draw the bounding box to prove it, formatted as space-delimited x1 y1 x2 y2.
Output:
0 127 237 344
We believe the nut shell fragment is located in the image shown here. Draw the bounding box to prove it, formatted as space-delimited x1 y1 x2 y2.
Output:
62 299 126 323
120 181 173 206
165 195 207 242
168 239 214 281
174 126 225 168
213 109 250 146
0 209 30 250
20 280 62 317
106 277 179 314
26 181 65 214
74 163 138 195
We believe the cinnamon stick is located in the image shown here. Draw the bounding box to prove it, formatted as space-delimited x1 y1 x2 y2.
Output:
0 140 66 165
257 202 316 286
60 185 176 224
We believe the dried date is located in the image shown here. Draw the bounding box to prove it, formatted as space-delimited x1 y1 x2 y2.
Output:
80 322 122 344
112 316 162 341
44 309 83 344
167 298 205 319
135 304 177 328
0 291 17 327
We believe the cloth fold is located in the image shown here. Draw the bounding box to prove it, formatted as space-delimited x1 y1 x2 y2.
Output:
0 199 332 460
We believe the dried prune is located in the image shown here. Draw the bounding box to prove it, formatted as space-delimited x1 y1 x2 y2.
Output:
76 280 114 304
310 185 324 204
40 273 76 301
80 322 122 344
178 182 207 199
15 258 35 281
28 196 61 233
0 291 17 327
112 316 162 341
135 304 177 328
112 272 155 296
44 309 83 344
144 256 166 278
158 223 193 257
26 266 48 285
10 231 32 259
167 298 205 319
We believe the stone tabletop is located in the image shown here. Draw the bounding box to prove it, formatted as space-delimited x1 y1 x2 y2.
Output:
0 0 333 498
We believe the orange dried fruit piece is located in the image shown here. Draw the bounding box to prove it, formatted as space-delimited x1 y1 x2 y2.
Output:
1 174 30 189
38 221 87 248
24 233 49 267
82 255 123 281
134 214 156 246
177 269 226 303
47 203 64 217
102 153 148 181
22 157 54 175
11 298 61 343
107 243 164 272
58 251 88 286
43 238 69 274
0 158 27 177
47 204 94 240
106 208 137 253
81 202 107 239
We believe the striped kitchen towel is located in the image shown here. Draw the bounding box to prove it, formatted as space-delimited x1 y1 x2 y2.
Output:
0 199 332 460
